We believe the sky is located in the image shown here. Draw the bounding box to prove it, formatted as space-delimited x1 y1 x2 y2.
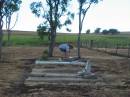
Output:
3 0 130 33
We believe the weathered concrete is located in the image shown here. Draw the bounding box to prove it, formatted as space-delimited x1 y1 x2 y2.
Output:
25 60 95 88
26 77 88 82
30 72 78 77
31 68 82 73
35 60 86 65
25 81 100 87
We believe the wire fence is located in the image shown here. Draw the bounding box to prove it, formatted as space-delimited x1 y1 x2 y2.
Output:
81 40 130 58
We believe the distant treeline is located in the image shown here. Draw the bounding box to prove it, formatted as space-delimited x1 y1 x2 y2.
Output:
86 28 120 35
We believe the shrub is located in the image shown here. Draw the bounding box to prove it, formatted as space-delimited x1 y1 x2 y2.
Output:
37 24 50 40
41 49 49 60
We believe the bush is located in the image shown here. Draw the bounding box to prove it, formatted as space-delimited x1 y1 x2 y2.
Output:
94 28 101 34
41 49 49 60
37 24 50 40
86 29 90 34
101 28 120 35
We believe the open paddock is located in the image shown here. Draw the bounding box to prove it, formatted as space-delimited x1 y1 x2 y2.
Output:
92 48 130 58
0 46 130 97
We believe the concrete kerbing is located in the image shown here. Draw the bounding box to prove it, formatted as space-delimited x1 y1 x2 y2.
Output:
35 60 86 65
35 60 94 77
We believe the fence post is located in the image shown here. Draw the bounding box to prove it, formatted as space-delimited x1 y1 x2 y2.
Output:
105 42 108 52
90 40 94 49
85 40 89 48
115 44 119 55
80 41 82 47
128 44 130 57
84 41 88 48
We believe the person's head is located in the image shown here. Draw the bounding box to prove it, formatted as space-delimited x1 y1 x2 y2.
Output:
68 44 73 49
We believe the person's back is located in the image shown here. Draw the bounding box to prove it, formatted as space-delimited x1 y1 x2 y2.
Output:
59 43 73 58
59 43 69 52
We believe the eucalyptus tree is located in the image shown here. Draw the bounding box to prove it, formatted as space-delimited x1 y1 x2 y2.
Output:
5 0 21 45
94 28 101 34
0 0 22 59
30 0 74 57
77 0 102 58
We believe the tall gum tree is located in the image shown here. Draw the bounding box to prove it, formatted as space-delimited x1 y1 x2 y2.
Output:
0 0 22 59
30 0 74 57
5 0 22 46
77 0 102 58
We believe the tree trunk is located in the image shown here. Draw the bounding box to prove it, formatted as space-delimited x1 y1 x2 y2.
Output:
0 1 4 60
0 22 3 60
7 15 11 46
77 5 82 59
77 32 81 59
48 29 56 57
7 30 11 46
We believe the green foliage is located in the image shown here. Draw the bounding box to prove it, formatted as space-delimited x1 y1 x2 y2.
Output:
78 0 100 4
101 29 120 35
102 29 108 35
2 0 22 15
41 49 49 60
77 0 102 30
86 29 90 34
108 29 120 35
0 0 22 29
37 24 50 40
30 2 42 17
94 28 101 34
30 0 74 32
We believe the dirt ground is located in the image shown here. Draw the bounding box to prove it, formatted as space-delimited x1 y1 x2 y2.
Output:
0 46 130 97
94 48 130 58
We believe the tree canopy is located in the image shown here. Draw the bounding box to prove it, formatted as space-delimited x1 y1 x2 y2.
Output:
102 28 120 35
37 23 50 40
30 0 74 31
94 28 101 34
0 0 21 18
30 0 74 57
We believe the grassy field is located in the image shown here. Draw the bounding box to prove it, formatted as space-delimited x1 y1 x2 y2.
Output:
3 31 130 46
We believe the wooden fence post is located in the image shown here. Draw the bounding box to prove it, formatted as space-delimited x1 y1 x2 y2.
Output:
128 44 130 57
90 40 94 49
80 41 82 47
105 42 108 52
115 44 119 55
85 40 87 48
86 41 88 48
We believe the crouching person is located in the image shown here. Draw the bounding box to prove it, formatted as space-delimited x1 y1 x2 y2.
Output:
59 43 73 58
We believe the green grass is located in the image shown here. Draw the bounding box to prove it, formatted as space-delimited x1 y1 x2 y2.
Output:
3 33 130 47
81 34 130 47
3 34 49 46
56 34 78 43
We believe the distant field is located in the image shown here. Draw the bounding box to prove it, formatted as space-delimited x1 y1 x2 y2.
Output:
3 30 130 46
81 34 130 46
